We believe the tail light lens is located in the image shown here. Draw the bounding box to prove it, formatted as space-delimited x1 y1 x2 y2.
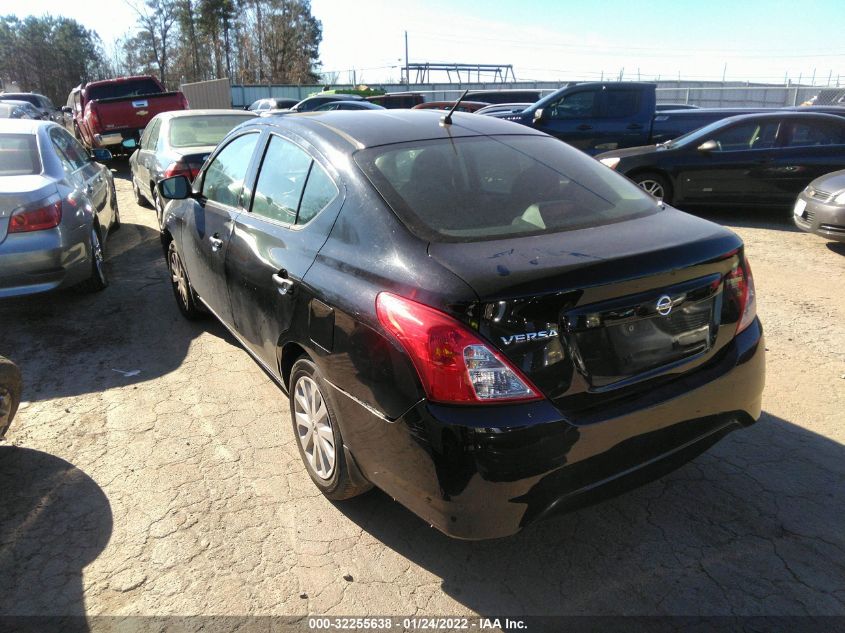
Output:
163 161 200 181
376 292 542 404
9 200 62 233
724 256 757 334
87 102 100 131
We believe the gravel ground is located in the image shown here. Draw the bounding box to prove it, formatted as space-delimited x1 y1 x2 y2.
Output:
0 161 843 619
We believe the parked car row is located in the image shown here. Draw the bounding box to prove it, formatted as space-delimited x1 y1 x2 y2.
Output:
5 78 842 539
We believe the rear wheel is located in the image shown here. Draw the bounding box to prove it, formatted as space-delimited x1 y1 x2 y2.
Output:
633 172 673 204
76 226 108 293
289 358 371 500
0 356 22 439
153 189 165 230
133 178 151 208
167 241 203 320
110 184 121 231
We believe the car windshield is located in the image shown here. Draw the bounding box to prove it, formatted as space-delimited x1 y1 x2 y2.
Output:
0 133 41 175
168 115 254 148
355 135 658 242
87 79 163 101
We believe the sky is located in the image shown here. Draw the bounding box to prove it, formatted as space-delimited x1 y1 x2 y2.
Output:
12 0 845 86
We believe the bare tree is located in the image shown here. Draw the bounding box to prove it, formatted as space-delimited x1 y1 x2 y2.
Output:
129 0 178 86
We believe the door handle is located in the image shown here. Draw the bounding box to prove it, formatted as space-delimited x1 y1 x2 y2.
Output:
272 270 295 295
626 123 644 130
209 235 224 252
576 124 593 131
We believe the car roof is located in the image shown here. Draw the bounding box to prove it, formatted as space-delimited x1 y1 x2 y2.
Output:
243 108 546 149
715 111 845 126
156 109 257 120
0 118 52 134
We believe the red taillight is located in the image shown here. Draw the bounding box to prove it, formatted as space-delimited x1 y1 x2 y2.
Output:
376 292 542 405
724 256 757 334
87 102 100 131
163 161 199 181
9 200 62 233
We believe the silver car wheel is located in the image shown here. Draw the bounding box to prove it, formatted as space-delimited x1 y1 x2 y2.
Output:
91 229 106 283
169 247 189 308
638 179 665 199
293 376 336 480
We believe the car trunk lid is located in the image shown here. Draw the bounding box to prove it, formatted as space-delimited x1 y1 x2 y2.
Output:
428 208 745 415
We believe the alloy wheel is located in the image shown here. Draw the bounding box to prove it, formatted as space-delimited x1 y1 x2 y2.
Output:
293 376 336 480
637 179 665 199
169 246 190 308
91 229 106 283
0 386 11 429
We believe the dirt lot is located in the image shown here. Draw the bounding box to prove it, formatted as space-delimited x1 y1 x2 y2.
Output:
1 161 844 619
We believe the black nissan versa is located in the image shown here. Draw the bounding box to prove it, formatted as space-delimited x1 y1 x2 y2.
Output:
157 110 765 540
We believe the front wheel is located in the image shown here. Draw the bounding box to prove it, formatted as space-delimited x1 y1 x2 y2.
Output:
133 178 151 208
633 172 673 204
167 241 203 320
289 358 371 500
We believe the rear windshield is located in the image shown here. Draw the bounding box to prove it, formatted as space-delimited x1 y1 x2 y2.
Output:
87 79 163 101
355 135 658 242
168 115 254 148
0 134 41 176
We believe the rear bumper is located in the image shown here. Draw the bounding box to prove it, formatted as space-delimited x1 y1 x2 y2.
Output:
93 128 142 148
332 319 765 540
0 225 90 298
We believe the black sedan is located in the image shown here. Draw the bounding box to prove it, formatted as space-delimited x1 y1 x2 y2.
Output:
157 110 765 539
597 112 845 209
129 109 256 229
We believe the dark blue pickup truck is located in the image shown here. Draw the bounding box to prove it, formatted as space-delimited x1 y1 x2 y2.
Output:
489 82 845 154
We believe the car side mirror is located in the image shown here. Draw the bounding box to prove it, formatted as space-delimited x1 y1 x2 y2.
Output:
159 175 191 200
61 106 72 114
697 139 718 152
91 148 112 162
122 138 137 150
533 108 546 124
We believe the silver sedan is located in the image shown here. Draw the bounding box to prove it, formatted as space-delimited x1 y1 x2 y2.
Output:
0 119 120 297
794 169 845 243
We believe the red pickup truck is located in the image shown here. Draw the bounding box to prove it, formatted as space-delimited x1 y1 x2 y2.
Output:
64 75 188 150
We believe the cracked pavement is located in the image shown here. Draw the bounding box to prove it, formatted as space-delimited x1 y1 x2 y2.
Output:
0 162 843 618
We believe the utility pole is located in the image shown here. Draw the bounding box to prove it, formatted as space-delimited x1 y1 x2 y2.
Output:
722 63 727 84
404 31 409 87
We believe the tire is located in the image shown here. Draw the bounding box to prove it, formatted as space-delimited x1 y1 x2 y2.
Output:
153 189 165 230
110 184 121 232
632 171 673 204
133 178 151 208
76 226 108 293
289 358 372 500
0 356 22 439
167 241 203 320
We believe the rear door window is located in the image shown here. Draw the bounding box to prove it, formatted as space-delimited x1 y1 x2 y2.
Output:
251 136 312 224
784 120 845 147
602 89 641 118
250 135 339 226
50 127 89 171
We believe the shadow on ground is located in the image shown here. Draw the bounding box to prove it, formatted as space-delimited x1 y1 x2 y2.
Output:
0 216 235 403
0 447 111 625
338 411 845 615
